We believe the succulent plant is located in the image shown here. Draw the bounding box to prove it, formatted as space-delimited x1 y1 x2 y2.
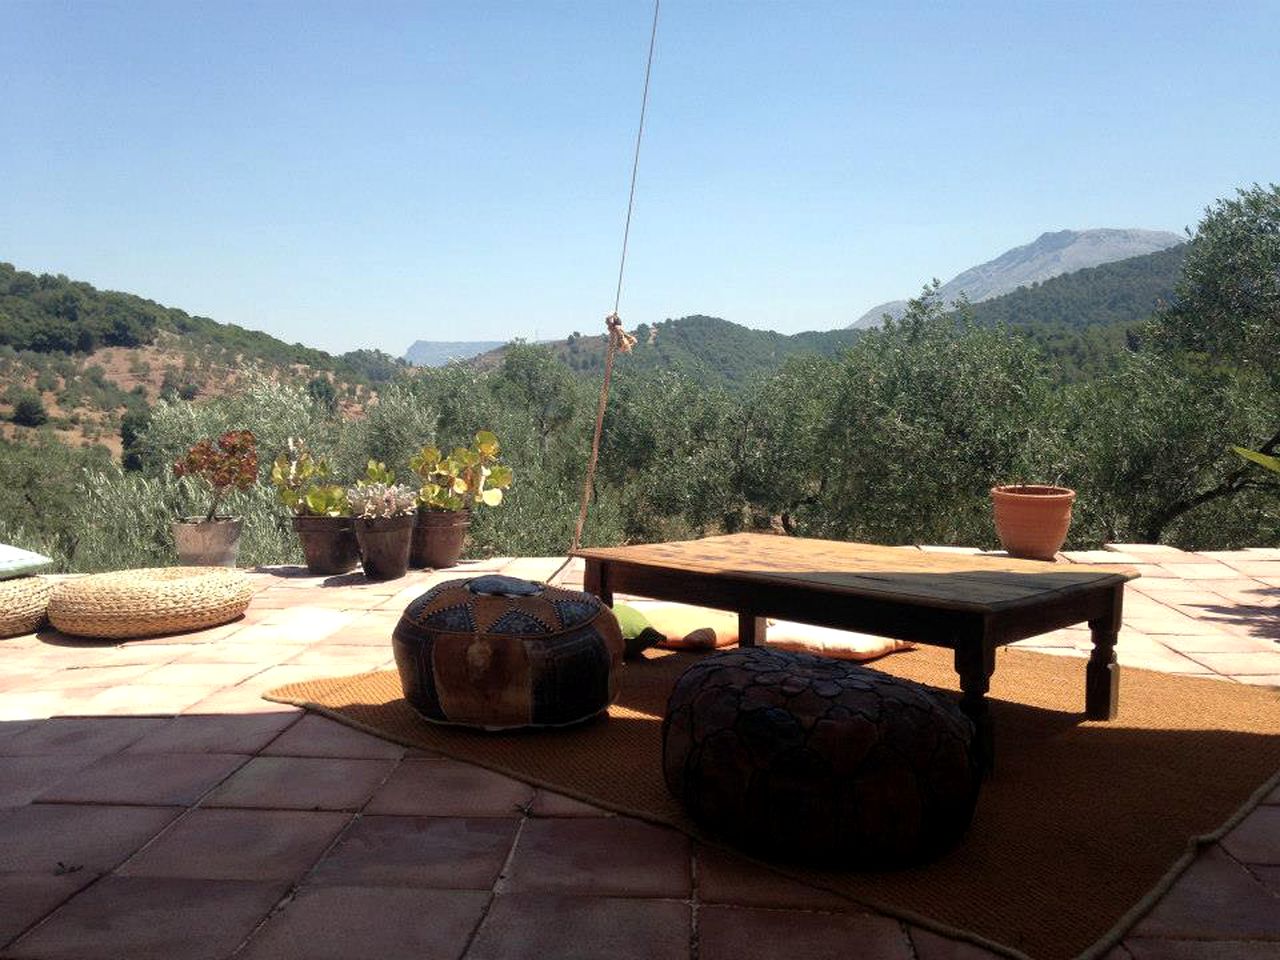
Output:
410 430 514 512
346 482 418 520
173 429 259 521
270 438 350 517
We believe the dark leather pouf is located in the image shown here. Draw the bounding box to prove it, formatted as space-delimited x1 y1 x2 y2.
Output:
662 646 979 867
392 575 624 730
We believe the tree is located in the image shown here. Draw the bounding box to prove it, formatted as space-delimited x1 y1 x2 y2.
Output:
9 389 48 427
815 286 1050 546
1118 183 1280 540
495 343 578 457
306 375 338 412
1156 183 1280 385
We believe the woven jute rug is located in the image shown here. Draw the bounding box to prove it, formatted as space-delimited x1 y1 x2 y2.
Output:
266 646 1280 960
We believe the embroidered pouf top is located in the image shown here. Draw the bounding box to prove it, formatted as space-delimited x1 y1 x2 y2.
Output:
392 575 624 730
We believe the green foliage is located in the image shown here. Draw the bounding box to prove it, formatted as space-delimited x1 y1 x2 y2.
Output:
306 375 338 412
0 262 162 353
1046 354 1277 544
732 354 842 532
1155 184 1280 386
410 431 513 511
8 388 48 426
135 374 330 476
360 460 397 485
331 383 433 482
270 438 349 516
0 260 405 387
810 287 1051 546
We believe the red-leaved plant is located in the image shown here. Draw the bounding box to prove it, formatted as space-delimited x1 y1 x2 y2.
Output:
173 430 260 522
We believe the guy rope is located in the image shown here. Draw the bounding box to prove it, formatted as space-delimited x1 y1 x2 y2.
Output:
569 0 660 553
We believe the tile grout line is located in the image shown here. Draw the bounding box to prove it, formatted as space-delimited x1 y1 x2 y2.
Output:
1 713 305 954
223 750 407 958
455 800 534 960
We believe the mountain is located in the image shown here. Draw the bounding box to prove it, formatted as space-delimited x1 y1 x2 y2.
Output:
471 316 861 388
968 244 1186 331
404 340 505 367
852 228 1184 328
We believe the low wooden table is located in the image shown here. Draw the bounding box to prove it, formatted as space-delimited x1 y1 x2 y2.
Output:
575 533 1139 765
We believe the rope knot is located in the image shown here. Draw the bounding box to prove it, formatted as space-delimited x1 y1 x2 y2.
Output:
605 312 638 354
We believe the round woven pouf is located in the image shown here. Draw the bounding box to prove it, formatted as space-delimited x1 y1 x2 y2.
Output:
662 646 980 867
392 575 624 730
0 576 53 639
48 567 254 640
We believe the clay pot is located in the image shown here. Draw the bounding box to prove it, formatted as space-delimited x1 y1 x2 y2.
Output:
354 515 415 580
990 485 1076 561
172 517 242 566
292 516 360 576
411 509 471 569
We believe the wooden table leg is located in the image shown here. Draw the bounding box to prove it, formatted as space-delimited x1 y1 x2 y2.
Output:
583 560 613 608
1086 584 1123 720
955 639 996 774
738 613 767 647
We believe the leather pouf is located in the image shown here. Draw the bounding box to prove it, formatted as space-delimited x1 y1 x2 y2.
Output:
662 646 980 867
392 575 624 730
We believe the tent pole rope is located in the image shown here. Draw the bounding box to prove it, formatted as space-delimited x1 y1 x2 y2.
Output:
570 0 659 555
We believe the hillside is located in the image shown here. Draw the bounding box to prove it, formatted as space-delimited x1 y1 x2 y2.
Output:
853 228 1184 328
0 262 405 383
405 340 505 366
473 244 1187 387
0 261 406 453
471 316 861 388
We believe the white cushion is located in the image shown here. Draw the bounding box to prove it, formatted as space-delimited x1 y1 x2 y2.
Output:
0 544 54 581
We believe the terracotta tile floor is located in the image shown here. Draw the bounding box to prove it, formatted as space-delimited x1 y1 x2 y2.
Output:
0 548 1277 960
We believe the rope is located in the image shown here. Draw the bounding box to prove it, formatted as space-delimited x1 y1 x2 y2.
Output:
570 0 659 554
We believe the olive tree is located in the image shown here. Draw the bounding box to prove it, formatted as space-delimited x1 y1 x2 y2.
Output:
814 287 1051 546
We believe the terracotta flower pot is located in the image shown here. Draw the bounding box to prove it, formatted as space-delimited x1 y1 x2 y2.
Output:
990 485 1076 561
411 508 471 569
172 517 242 566
292 516 360 576
354 515 415 581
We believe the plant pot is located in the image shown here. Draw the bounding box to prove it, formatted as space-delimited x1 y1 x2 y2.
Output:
990 485 1076 561
411 508 471 569
354 514 415 580
292 516 360 576
172 517 243 567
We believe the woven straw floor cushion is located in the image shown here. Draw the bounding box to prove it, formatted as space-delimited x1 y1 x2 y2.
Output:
48 567 254 640
393 574 625 730
0 576 53 639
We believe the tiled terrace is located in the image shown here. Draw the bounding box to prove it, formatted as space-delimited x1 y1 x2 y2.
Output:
1 544 1277 960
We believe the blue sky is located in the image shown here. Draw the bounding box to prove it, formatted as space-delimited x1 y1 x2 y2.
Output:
3 1 1278 355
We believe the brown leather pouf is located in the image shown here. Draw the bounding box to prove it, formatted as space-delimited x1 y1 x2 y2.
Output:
662 646 980 867
392 575 624 731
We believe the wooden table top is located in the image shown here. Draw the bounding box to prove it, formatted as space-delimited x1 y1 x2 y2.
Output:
575 533 1139 614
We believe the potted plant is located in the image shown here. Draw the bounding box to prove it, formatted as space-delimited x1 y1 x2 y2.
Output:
270 438 359 575
347 461 418 580
172 429 259 566
409 430 514 568
990 483 1076 561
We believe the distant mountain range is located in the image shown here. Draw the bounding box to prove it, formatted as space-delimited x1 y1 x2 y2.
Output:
851 228 1184 328
404 340 505 366
469 241 1185 389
